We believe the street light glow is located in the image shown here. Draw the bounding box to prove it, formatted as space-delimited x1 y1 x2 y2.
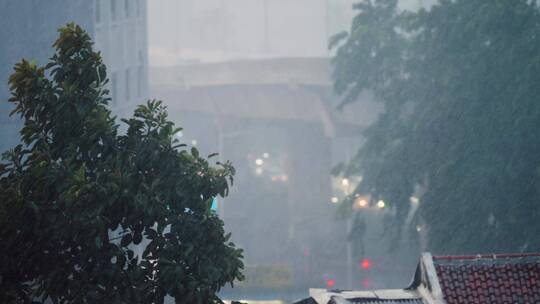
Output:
341 178 350 187
255 167 263 175
377 200 386 209
255 158 264 166
331 196 339 204
410 196 420 204
355 197 368 208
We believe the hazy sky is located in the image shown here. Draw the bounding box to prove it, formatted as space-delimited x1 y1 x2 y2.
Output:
147 0 431 66
147 0 356 66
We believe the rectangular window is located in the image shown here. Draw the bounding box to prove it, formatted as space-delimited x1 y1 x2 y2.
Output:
137 66 143 97
111 0 117 21
125 0 130 18
111 72 118 106
125 69 130 103
95 0 101 23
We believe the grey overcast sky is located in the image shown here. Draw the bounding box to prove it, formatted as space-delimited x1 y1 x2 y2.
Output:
147 0 431 66
148 0 356 66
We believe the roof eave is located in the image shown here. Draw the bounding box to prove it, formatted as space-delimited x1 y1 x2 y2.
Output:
415 252 446 304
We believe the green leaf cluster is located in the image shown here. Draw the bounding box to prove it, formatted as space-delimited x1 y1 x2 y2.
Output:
333 0 540 253
0 23 243 304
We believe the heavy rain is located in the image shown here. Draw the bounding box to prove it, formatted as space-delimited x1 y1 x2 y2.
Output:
1 1 539 303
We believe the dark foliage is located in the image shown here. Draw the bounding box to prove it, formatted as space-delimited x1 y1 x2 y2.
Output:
332 0 540 254
0 23 243 303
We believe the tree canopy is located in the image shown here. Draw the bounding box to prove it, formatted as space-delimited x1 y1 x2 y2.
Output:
0 23 243 304
333 0 540 254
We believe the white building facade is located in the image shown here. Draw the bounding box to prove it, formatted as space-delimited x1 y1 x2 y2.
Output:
0 1 149 152
94 0 149 114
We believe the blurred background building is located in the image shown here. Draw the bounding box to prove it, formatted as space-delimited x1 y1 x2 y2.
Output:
93 0 148 111
149 58 390 301
0 0 149 151
0 0 429 302
148 1 424 302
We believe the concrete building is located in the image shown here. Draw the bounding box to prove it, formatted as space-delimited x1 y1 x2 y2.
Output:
0 0 148 151
149 58 390 300
94 0 149 112
147 1 426 300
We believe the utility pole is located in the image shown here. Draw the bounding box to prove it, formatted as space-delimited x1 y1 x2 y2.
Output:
347 217 353 289
210 100 225 219
341 178 354 290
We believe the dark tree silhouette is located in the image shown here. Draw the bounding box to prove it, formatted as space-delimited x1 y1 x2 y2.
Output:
332 0 540 254
0 23 243 304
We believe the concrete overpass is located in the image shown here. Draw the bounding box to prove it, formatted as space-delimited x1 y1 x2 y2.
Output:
148 57 382 296
149 57 380 137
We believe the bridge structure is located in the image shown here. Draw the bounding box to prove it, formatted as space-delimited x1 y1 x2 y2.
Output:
149 57 387 299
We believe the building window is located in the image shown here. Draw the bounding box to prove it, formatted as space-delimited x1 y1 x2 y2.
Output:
137 50 144 97
137 66 143 97
95 0 101 23
125 0 130 18
125 69 130 103
111 72 118 106
111 0 117 21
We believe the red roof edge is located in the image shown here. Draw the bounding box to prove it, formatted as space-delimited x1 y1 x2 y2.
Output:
433 252 540 260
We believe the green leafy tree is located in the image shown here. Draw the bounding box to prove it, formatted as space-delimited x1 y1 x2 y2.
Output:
332 0 540 254
0 23 243 304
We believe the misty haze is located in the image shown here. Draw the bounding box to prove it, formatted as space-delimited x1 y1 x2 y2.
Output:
1 1 539 304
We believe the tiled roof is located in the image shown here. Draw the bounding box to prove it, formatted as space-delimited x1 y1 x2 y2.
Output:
433 253 540 304
296 252 540 304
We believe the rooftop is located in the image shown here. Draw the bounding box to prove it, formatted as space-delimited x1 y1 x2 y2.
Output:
295 252 540 304
433 253 540 304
